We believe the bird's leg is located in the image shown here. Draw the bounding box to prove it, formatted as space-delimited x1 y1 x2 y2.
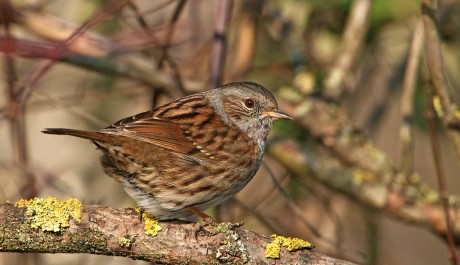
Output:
188 207 214 241
188 207 214 223
136 207 144 222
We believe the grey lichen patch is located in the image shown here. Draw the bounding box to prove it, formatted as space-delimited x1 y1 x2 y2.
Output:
212 222 250 264
15 197 82 232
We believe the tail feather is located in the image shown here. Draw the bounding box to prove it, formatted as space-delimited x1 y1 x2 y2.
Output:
42 128 109 142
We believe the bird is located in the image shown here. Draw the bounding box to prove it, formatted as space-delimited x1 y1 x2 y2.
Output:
43 81 291 220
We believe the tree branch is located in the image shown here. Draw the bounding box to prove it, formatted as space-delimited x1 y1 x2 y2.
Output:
421 0 460 162
0 202 354 264
323 0 373 100
273 97 460 245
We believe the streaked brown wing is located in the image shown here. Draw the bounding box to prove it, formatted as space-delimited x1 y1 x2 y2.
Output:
100 94 214 158
99 111 199 156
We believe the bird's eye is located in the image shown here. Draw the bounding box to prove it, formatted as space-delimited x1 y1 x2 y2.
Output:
244 98 255 109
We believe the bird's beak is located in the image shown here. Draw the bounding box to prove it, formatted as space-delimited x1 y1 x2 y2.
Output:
262 110 292 120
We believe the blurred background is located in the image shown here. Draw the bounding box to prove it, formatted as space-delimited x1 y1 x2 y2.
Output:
1 0 460 264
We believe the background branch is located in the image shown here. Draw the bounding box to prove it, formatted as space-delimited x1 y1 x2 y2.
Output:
421 0 460 161
273 96 460 244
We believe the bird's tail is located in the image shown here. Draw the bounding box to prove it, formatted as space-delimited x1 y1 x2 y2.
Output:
42 128 110 142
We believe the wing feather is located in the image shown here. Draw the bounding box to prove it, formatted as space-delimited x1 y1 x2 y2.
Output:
100 116 198 155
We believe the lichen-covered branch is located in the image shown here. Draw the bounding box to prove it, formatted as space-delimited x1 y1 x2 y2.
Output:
273 97 460 244
0 200 354 265
421 0 460 162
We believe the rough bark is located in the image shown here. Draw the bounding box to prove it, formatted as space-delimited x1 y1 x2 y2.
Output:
0 203 355 265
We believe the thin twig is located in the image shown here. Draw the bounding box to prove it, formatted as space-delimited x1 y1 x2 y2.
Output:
209 0 232 89
157 0 187 68
17 0 130 106
2 1 128 200
421 0 460 163
423 82 458 265
1 2 22 164
1 0 37 198
155 0 188 101
127 2 161 47
323 0 373 100
261 163 322 238
127 1 186 107
32 91 108 128
261 161 364 262
231 198 285 235
399 19 424 175
365 209 379 265
123 0 177 19
154 0 187 86
265 151 350 249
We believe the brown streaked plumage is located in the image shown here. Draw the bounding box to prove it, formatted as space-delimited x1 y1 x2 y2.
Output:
43 82 291 220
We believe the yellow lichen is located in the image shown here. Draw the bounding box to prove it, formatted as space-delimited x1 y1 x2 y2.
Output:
363 142 387 166
118 237 132 247
141 212 162 237
353 169 375 185
265 234 314 259
432 95 444 117
454 109 460 120
15 197 82 232
282 236 314 251
265 237 282 259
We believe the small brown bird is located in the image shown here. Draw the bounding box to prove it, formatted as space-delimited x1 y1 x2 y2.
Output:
43 82 291 220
